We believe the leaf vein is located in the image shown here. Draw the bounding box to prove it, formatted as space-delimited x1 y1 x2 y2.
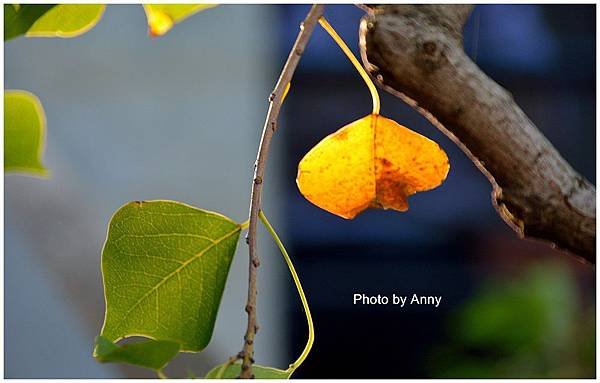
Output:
113 226 240 333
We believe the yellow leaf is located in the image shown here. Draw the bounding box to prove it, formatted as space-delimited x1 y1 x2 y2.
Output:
297 114 449 219
143 4 217 37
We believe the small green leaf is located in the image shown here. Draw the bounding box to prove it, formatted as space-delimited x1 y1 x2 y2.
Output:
205 362 291 379
26 4 105 38
100 200 241 352
143 4 217 36
94 335 180 371
4 90 48 176
4 4 55 41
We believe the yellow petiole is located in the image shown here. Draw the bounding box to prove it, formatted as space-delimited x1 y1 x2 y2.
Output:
318 16 381 115
258 211 314 377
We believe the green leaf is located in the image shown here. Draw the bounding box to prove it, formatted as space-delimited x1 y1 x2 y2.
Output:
4 4 55 41
94 335 180 371
26 4 105 38
99 200 241 352
4 90 48 176
143 4 217 36
205 362 291 379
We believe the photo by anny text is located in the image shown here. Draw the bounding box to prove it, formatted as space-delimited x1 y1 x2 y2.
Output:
353 293 442 308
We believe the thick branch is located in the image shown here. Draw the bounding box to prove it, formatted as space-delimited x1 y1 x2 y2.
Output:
239 4 324 378
359 5 595 263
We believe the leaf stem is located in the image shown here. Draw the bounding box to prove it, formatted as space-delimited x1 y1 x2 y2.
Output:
240 219 250 230
258 211 314 376
156 370 168 379
319 16 381 115
239 4 324 378
215 353 242 379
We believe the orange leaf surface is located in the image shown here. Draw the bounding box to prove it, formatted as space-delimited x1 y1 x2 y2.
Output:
296 114 449 219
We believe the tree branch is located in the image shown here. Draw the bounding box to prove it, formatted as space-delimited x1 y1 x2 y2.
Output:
239 4 324 378
359 5 595 264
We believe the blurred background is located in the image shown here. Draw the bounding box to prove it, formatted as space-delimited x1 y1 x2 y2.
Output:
4 4 595 378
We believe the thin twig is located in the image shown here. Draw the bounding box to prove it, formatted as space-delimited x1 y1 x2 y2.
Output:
238 4 325 379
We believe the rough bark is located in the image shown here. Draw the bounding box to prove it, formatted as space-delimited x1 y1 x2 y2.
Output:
359 5 595 264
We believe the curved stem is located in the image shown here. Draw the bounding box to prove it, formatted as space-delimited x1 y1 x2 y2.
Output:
319 16 381 115
258 211 313 375
239 4 324 378
240 219 250 230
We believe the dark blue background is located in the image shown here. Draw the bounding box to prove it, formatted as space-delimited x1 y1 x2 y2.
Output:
277 4 595 378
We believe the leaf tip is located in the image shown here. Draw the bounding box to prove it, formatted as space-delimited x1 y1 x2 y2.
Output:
147 11 174 37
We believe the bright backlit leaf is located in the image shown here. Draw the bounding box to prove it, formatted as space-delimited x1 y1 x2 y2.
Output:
143 4 217 37
94 335 180 371
4 90 48 176
297 114 449 219
99 200 241 352
205 362 291 379
26 4 105 38
4 4 55 40
4 4 104 40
